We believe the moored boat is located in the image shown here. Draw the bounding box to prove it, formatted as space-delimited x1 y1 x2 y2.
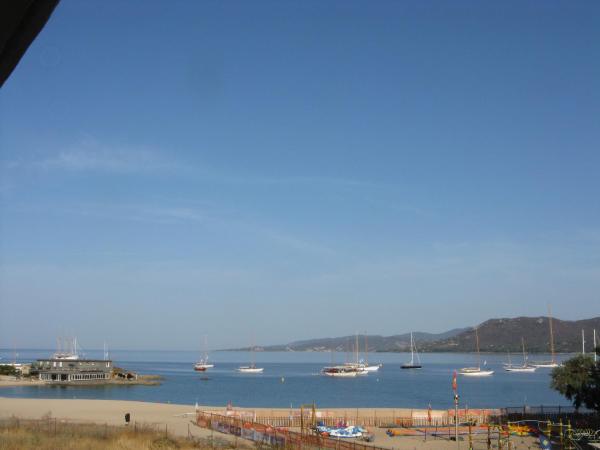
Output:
459 327 494 376
321 365 359 377
363 334 382 371
401 332 422 369
459 367 494 377
504 338 536 373
237 341 264 373
531 306 560 368
236 365 264 373
194 335 214 371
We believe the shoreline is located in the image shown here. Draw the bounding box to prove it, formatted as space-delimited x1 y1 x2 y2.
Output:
0 376 161 388
0 396 483 417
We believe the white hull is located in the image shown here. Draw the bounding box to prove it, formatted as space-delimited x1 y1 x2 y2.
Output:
322 371 358 377
459 368 494 377
531 362 559 368
343 363 369 375
237 367 263 373
504 366 536 373
363 364 381 372
322 365 361 377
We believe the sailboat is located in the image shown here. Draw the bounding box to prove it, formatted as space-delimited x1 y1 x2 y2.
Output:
53 336 81 360
401 332 422 369
459 327 494 376
363 334 382 371
237 342 264 373
532 306 559 368
193 335 214 371
343 334 369 375
504 338 536 372
321 365 360 377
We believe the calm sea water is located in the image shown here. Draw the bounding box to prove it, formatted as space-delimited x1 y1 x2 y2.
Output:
0 350 569 409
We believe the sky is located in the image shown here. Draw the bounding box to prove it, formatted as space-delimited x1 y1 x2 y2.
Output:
1 0 599 351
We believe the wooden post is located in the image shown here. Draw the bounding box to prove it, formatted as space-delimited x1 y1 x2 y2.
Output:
497 423 502 450
559 419 563 447
468 421 472 450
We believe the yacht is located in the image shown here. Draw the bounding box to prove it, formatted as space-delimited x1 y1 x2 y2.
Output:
504 338 536 373
401 332 422 369
459 327 494 376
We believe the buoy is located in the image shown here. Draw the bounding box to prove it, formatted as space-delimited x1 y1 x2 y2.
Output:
281 377 285 383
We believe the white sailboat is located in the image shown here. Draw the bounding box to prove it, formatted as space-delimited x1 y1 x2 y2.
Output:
53 336 81 360
321 365 359 377
325 337 365 377
459 327 494 377
504 338 536 373
532 306 559 368
363 334 382 371
237 342 264 373
401 332 422 369
194 335 214 371
343 334 368 375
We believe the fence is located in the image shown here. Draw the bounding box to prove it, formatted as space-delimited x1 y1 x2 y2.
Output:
498 405 600 429
209 408 497 429
196 411 389 450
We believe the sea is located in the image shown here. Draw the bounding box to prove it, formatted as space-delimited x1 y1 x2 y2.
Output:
0 349 569 410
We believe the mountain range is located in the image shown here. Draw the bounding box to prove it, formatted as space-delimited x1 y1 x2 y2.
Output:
229 316 600 353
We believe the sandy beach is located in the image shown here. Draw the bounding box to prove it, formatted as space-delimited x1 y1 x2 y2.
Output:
0 397 540 449
0 397 241 445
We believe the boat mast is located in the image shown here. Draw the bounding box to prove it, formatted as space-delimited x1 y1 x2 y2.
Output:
475 327 481 369
410 332 415 365
355 333 359 364
593 329 597 362
521 337 526 366
365 333 368 365
548 305 556 364
582 329 585 355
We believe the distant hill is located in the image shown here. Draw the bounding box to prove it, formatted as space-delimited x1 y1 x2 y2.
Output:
419 316 600 353
227 316 600 353
228 329 468 352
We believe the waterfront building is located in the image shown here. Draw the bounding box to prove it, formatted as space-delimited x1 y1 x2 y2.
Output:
32 358 112 383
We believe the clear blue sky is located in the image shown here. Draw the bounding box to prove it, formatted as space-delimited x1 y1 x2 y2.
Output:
1 1 599 350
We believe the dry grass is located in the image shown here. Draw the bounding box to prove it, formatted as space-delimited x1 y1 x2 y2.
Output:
0 418 236 450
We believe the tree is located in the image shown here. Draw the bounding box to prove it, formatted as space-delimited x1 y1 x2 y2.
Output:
550 349 600 412
0 365 18 376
